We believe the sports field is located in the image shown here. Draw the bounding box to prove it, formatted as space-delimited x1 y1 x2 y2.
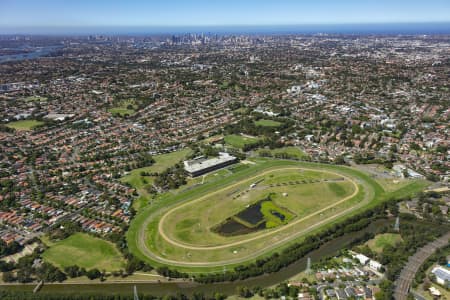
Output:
259 146 309 159
5 119 44 130
254 119 282 127
224 134 261 148
127 158 428 272
41 233 125 271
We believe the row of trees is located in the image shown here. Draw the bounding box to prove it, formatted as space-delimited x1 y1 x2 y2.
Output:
0 291 161 300
0 239 22 257
2 252 67 284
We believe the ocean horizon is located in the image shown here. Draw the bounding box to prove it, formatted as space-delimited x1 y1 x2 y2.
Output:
1 22 450 36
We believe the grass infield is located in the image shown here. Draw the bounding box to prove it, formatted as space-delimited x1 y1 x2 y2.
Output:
127 158 428 273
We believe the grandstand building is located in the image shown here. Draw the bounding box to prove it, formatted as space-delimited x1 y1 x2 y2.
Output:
183 152 238 177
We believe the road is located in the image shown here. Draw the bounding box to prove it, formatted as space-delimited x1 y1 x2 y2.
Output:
393 231 450 300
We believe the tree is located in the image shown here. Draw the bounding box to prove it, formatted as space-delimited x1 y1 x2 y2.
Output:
0 261 15 272
214 292 226 300
86 268 102 280
334 155 347 165
2 271 15 282
402 169 409 178
236 286 253 298
64 265 81 278
16 268 33 283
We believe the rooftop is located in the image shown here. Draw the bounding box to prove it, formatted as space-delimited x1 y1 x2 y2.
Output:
183 152 236 174
432 266 450 281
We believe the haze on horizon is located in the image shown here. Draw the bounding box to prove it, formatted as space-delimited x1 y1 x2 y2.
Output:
1 0 450 34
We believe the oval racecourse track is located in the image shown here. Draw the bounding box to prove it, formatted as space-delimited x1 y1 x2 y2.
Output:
137 166 371 268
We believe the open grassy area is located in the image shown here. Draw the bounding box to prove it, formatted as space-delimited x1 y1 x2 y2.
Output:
108 99 138 117
224 134 261 149
375 177 416 192
41 233 125 271
417 283 450 300
121 148 193 210
121 148 192 190
254 119 282 127
127 158 429 273
108 107 135 117
353 164 426 193
260 200 295 228
366 233 403 253
24 95 48 102
259 146 309 159
5 119 44 130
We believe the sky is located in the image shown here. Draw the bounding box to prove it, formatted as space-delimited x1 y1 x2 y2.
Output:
1 0 450 33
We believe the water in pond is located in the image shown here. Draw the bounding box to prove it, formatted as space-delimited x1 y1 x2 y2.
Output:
235 202 264 225
214 199 291 236
271 210 285 221
213 217 265 236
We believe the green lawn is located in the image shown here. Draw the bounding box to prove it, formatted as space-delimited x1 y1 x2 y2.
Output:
5 119 44 130
375 177 416 192
259 146 309 159
224 134 261 149
255 119 283 127
121 148 193 211
417 283 450 300
24 95 47 102
121 148 193 190
254 119 282 127
108 107 135 117
261 200 295 228
41 233 125 271
108 99 138 117
367 233 403 253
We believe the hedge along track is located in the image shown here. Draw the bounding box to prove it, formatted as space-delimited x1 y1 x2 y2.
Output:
138 166 366 267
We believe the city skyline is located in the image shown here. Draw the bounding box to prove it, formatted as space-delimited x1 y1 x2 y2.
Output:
1 0 450 34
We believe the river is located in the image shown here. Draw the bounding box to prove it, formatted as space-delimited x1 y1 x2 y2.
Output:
0 46 62 63
2 218 392 297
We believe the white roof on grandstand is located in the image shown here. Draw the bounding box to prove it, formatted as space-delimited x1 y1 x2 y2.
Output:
184 152 236 173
